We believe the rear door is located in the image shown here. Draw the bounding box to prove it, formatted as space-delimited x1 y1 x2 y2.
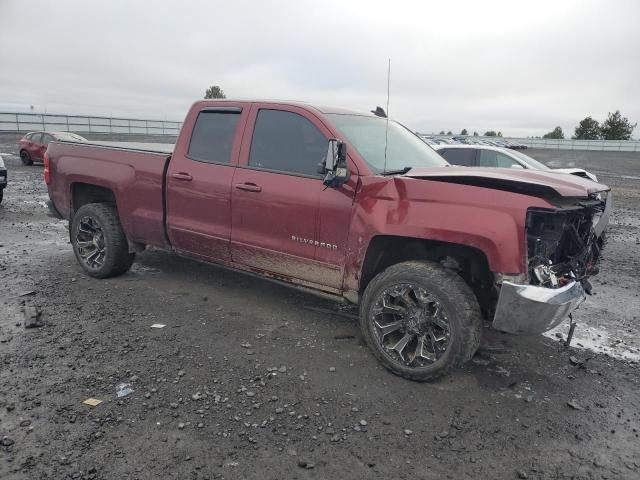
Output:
166 105 248 262
230 105 354 290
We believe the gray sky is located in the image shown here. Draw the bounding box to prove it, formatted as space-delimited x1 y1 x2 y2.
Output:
1 0 638 137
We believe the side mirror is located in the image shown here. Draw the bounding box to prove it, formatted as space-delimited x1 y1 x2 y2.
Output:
320 139 349 188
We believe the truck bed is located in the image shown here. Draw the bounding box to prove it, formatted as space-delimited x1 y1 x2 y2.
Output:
46 141 171 249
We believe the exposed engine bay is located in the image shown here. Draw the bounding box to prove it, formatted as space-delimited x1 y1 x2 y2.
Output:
526 192 610 292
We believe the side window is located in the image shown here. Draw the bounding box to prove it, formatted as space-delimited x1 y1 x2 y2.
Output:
25 133 33 140
41 134 53 145
32 133 43 143
441 148 476 166
249 109 327 177
496 152 519 168
187 111 241 164
479 150 518 168
478 150 498 167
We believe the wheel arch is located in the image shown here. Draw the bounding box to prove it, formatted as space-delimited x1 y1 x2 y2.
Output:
358 235 496 317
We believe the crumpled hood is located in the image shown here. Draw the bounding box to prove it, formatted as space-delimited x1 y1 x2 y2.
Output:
405 166 609 199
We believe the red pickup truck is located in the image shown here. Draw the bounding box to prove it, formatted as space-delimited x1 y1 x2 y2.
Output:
45 100 611 381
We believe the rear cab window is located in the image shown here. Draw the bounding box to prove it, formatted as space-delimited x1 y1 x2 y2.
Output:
248 109 327 177
188 109 241 164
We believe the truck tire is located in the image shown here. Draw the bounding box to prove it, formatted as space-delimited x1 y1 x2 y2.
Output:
360 260 482 381
20 150 33 166
70 203 135 278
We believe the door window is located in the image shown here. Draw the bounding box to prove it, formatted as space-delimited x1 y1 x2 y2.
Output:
440 148 476 166
32 133 43 143
249 109 327 177
479 150 519 168
41 133 54 145
187 110 241 164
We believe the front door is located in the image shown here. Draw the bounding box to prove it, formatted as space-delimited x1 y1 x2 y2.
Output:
166 105 248 262
231 105 354 290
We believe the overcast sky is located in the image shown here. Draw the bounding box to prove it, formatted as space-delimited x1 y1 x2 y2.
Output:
0 0 638 137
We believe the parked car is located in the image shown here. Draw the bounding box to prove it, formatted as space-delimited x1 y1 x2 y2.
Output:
435 144 598 181
44 100 610 381
0 155 6 203
19 131 86 165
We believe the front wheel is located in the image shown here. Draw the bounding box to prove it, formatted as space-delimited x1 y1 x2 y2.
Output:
71 203 135 278
360 261 482 381
20 150 33 166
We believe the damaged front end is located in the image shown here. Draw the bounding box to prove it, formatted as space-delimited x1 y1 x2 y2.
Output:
493 191 611 335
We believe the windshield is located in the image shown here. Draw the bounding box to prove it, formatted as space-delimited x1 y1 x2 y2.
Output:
327 114 449 173
54 133 86 142
509 150 552 171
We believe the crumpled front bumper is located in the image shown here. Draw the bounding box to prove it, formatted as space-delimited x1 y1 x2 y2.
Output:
492 280 586 335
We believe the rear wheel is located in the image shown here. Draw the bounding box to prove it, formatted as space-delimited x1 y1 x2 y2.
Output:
20 150 33 166
360 261 482 381
71 203 135 278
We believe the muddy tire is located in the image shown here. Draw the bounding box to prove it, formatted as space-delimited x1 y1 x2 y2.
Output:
20 150 33 166
360 261 482 381
71 203 135 278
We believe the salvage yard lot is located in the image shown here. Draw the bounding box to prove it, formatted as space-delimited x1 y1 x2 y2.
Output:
1 133 639 479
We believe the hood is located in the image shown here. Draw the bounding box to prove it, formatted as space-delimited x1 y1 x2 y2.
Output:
404 166 609 199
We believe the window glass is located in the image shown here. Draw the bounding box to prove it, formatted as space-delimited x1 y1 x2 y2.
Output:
249 109 327 176
478 149 499 167
479 150 518 168
32 133 43 143
41 134 53 145
496 152 518 168
328 114 448 172
440 148 476 166
188 111 240 164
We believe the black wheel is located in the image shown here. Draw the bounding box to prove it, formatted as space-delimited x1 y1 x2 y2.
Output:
360 261 482 381
20 150 33 166
71 203 135 278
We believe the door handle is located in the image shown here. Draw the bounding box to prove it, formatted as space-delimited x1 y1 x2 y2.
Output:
171 172 193 181
234 182 262 192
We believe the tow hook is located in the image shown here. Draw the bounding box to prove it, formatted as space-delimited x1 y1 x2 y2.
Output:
564 313 577 348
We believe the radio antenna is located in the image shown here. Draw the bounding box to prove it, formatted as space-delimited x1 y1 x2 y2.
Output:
383 58 391 174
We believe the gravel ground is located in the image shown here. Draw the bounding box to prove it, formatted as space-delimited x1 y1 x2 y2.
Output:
1 134 639 480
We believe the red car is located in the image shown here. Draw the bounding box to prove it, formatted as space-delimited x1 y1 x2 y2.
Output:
19 131 86 165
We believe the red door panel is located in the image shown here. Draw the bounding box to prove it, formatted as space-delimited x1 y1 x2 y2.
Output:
230 104 356 291
231 168 324 285
166 105 248 263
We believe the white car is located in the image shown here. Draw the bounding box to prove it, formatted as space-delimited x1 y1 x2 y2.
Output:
434 144 598 181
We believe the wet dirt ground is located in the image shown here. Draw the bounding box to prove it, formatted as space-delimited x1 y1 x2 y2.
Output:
1 134 639 479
